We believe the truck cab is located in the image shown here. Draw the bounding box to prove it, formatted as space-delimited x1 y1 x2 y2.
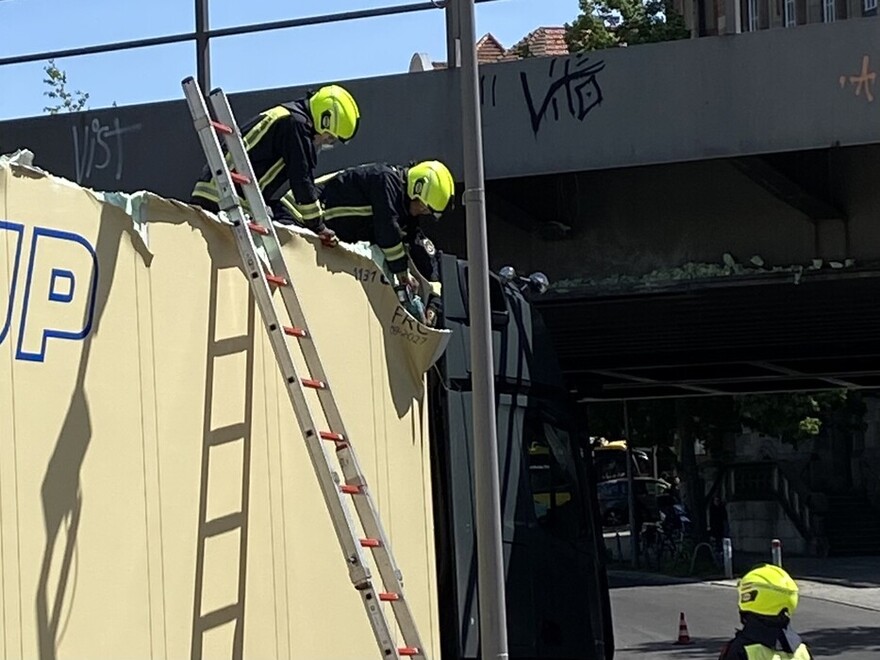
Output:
428 253 614 659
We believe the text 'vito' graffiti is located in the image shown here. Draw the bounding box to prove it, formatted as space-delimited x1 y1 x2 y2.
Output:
0 221 98 362
520 55 605 137
72 116 142 184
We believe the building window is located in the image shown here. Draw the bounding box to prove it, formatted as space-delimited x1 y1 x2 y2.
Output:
784 0 797 25
824 0 836 21
748 0 760 30
866 0 878 12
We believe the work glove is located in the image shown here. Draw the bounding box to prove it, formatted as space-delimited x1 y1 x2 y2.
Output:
317 227 338 248
394 283 427 324
394 283 416 310
425 294 442 328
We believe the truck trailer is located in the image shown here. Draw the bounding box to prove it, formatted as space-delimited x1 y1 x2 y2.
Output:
0 151 611 659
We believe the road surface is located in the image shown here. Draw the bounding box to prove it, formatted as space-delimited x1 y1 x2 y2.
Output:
610 573 880 659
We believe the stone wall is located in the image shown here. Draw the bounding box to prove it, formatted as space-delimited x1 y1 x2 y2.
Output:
728 500 808 555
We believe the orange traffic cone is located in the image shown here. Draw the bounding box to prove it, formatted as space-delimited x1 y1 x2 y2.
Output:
674 611 693 645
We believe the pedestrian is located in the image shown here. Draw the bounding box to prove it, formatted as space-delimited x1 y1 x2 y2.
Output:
718 564 813 659
190 84 360 248
278 160 455 327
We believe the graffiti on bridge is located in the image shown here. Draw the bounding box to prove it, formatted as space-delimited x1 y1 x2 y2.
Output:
520 54 605 137
839 55 876 102
480 73 498 107
72 116 143 184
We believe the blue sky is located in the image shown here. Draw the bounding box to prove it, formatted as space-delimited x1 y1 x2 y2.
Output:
0 0 582 120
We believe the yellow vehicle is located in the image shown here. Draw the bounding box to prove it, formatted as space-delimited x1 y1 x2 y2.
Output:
593 438 652 482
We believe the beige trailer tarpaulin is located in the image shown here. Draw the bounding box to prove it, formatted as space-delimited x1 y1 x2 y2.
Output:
0 155 446 659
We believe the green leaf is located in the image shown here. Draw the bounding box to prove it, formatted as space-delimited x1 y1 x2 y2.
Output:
565 0 690 52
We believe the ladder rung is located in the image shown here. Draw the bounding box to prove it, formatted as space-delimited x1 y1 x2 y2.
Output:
319 431 345 442
211 120 233 134
398 648 420 657
360 538 381 548
230 171 251 185
265 274 287 287
284 326 308 338
247 221 269 235
340 485 362 495
301 378 326 390
379 592 400 601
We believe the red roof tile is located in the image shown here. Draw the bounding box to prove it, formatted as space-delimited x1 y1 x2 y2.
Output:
476 33 506 64
505 27 569 59
421 27 569 71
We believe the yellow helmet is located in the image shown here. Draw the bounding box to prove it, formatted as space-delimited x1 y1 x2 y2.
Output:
407 160 455 218
738 564 799 617
309 85 360 142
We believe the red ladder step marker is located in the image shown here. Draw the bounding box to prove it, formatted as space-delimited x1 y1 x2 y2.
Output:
301 378 326 390
211 120 232 134
340 485 362 495
265 274 287 287
360 538 381 548
398 647 419 657
379 593 400 601
283 326 307 338
230 171 250 185
247 222 269 235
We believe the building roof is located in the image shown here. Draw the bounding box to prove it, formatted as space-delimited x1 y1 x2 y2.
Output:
417 26 570 71
476 33 507 63
505 27 569 59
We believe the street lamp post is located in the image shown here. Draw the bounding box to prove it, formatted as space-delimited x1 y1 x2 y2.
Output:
457 0 510 658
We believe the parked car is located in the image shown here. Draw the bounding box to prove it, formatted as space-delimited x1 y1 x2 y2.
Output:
593 439 651 482
597 476 672 528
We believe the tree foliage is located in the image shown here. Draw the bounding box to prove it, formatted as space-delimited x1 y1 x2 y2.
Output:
564 0 690 53
42 59 89 114
588 391 864 452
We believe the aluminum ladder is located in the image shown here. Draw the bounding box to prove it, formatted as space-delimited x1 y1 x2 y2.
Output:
181 76 426 659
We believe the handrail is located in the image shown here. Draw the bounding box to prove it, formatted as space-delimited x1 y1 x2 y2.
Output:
709 461 814 541
772 465 812 540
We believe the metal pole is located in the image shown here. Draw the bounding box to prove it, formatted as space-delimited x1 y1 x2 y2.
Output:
445 0 461 69
624 401 638 568
458 1 508 658
771 538 782 567
723 537 733 578
0 1 503 68
195 0 211 92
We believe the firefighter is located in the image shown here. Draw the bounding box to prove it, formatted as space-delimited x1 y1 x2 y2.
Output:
719 564 813 660
278 160 455 327
189 84 360 247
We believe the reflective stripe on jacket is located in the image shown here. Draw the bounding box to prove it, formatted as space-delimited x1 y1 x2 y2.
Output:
191 100 324 230
287 163 413 275
720 621 812 660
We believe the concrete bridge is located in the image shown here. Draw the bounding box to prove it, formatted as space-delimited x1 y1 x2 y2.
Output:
4 18 880 399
